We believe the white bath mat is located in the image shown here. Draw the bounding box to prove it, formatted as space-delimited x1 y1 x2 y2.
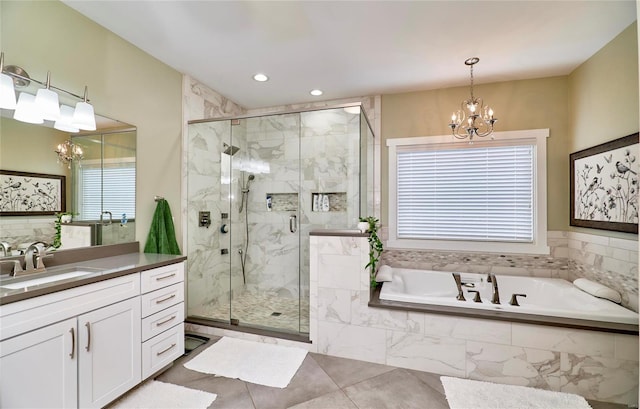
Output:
441 376 592 409
184 336 308 388
110 380 217 408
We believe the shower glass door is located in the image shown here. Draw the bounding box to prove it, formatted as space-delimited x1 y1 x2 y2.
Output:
228 113 303 334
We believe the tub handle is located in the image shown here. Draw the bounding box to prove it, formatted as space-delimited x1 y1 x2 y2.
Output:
509 293 527 306
467 290 482 303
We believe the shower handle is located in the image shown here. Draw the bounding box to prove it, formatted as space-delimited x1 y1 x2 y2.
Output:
289 215 297 233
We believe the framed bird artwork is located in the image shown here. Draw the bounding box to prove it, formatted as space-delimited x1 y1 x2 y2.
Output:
0 170 66 216
570 132 639 233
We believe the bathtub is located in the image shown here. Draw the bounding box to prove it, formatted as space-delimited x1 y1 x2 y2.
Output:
379 268 639 326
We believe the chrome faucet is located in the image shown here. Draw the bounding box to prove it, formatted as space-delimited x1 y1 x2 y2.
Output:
0 259 23 277
488 273 500 304
101 211 113 226
452 273 466 301
24 242 51 272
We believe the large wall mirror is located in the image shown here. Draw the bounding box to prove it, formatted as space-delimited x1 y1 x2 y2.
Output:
0 114 136 258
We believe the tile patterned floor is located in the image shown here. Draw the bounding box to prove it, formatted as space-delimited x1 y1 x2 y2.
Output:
145 335 628 409
189 293 310 334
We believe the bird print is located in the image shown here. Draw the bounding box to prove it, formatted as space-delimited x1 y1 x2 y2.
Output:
604 153 613 163
616 161 637 175
596 164 604 174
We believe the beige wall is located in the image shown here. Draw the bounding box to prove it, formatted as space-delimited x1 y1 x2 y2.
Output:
568 22 638 153
381 76 569 230
1 1 183 250
381 21 638 236
567 22 639 239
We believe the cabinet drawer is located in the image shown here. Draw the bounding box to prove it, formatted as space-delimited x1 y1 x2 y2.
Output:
1 273 140 341
142 323 184 379
140 283 184 318
140 263 184 294
141 302 184 342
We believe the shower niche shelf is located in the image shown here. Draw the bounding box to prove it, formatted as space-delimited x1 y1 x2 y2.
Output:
311 192 347 212
266 193 298 212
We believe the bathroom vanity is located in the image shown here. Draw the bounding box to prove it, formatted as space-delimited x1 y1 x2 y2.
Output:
0 244 186 408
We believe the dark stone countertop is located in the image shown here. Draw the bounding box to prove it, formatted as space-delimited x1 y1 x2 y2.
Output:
1 246 186 305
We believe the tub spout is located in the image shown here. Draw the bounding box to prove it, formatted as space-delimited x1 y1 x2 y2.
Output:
488 273 500 304
452 273 466 301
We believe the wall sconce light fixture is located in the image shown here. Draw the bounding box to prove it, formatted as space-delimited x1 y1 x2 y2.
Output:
0 52 96 132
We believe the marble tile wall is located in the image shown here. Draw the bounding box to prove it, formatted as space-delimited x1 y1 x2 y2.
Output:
0 217 56 250
309 234 639 406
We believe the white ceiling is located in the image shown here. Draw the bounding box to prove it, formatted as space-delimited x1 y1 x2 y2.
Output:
63 1 637 110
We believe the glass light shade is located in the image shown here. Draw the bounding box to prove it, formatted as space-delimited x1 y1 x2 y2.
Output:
0 73 17 109
54 105 79 133
13 92 43 124
72 101 96 131
35 87 61 121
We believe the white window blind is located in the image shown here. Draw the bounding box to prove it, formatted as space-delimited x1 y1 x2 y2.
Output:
396 144 534 242
77 161 136 221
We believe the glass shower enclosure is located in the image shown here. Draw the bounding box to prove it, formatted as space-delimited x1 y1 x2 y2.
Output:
186 105 374 336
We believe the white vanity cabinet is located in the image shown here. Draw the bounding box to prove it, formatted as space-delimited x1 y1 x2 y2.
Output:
0 260 186 408
0 318 78 408
139 262 185 379
78 297 141 408
0 273 141 409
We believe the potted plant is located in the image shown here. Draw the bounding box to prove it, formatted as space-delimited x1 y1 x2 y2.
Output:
53 212 76 249
359 216 383 288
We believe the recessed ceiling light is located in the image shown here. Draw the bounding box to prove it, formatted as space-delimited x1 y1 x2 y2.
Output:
310 89 323 96
253 73 269 82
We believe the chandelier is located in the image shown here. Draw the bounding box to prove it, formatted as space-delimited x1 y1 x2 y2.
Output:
55 139 84 169
448 57 497 140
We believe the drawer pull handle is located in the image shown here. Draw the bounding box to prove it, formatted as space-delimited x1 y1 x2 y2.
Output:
157 343 177 356
69 328 75 359
85 322 91 352
156 315 177 327
155 273 176 281
155 294 176 304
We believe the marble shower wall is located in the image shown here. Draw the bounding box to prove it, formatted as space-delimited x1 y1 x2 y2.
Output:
309 234 639 406
237 108 363 301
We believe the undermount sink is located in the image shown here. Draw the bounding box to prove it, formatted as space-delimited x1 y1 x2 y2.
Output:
0 267 102 290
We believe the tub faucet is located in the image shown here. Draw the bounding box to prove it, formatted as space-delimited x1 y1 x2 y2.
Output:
488 273 500 304
452 273 466 301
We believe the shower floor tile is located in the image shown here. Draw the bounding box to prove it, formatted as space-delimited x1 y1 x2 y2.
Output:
190 291 310 334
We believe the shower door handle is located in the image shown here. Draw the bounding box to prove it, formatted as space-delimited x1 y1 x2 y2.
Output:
289 215 297 233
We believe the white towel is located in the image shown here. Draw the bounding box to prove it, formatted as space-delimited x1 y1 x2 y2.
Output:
376 265 393 282
573 278 621 303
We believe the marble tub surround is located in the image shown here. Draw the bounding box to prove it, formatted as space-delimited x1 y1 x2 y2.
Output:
309 233 639 406
567 231 638 312
381 230 638 312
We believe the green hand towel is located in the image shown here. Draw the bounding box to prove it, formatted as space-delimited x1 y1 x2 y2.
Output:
144 199 181 255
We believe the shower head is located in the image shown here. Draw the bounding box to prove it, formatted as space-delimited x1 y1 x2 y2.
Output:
223 143 240 156
247 174 255 181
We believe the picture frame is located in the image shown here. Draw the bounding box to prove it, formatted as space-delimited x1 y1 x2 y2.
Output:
0 170 66 216
570 132 639 234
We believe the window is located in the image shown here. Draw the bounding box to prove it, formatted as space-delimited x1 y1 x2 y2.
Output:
387 129 549 254
75 158 136 221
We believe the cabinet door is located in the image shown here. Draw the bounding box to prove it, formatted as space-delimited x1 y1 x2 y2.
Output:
0 318 77 408
78 298 141 408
